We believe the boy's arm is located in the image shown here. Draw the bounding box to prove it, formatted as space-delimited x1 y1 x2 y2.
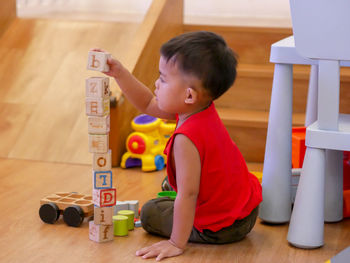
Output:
135 134 201 261
170 134 201 248
104 54 176 120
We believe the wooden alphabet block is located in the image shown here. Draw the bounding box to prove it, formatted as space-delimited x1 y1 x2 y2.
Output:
113 201 129 215
85 97 109 117
93 170 113 189
88 134 109 153
88 115 110 134
86 77 110 98
87 51 111 72
94 206 113 225
127 200 139 218
89 221 114 242
93 150 112 171
93 188 116 207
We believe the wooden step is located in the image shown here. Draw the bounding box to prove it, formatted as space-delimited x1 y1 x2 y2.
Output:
217 107 305 163
216 63 309 113
184 24 293 65
0 0 16 37
216 63 350 114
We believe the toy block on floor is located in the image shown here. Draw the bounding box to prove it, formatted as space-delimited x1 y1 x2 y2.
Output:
93 170 113 189
292 127 306 168
86 77 110 98
93 150 112 171
134 219 142 228
88 115 110 134
89 221 114 243
87 51 111 72
93 188 116 207
127 200 139 218
88 134 109 153
85 97 110 117
114 201 129 215
94 206 113 225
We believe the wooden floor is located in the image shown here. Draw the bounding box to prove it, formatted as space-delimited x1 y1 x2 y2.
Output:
0 158 349 263
0 17 138 165
0 16 349 263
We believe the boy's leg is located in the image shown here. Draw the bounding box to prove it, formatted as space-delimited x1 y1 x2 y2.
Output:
140 197 174 237
141 197 206 241
141 197 258 244
189 206 259 244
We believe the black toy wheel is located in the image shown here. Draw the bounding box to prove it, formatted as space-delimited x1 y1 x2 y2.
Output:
63 205 84 227
39 203 60 224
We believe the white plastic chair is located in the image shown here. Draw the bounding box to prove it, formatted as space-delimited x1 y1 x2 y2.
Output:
259 0 350 249
287 0 350 248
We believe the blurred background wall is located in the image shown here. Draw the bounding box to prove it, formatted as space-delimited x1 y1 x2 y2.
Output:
17 0 291 27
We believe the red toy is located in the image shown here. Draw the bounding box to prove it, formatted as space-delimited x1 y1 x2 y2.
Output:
292 129 350 218
292 127 306 169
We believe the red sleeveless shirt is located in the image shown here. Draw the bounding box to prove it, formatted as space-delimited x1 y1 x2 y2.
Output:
164 102 262 232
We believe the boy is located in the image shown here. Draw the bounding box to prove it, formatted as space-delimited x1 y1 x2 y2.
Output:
98 31 262 261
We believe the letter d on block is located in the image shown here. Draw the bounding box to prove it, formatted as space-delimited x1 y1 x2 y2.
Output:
104 193 112 203
93 188 116 207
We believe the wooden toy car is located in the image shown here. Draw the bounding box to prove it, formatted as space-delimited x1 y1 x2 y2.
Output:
39 192 93 227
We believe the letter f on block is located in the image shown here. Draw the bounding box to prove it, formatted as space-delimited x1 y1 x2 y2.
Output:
103 225 109 240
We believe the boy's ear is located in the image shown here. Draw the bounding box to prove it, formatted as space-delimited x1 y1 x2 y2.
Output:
184 88 198 104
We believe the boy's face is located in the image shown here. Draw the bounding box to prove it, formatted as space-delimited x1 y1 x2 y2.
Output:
154 56 189 113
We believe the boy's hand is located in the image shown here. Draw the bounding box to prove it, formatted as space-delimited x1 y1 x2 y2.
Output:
136 240 184 261
90 48 124 78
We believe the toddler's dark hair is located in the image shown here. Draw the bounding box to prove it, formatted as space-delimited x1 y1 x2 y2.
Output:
160 31 238 100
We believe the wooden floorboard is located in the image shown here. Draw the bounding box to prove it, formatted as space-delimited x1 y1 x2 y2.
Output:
0 158 349 263
0 18 139 165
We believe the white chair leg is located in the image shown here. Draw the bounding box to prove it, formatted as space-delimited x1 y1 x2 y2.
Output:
288 147 326 248
324 149 343 222
259 63 293 223
305 64 318 126
317 60 340 130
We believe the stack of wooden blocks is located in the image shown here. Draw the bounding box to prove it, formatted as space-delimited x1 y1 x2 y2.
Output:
86 51 117 243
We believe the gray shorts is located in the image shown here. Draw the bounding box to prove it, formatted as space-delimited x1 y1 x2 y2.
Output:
140 197 259 244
